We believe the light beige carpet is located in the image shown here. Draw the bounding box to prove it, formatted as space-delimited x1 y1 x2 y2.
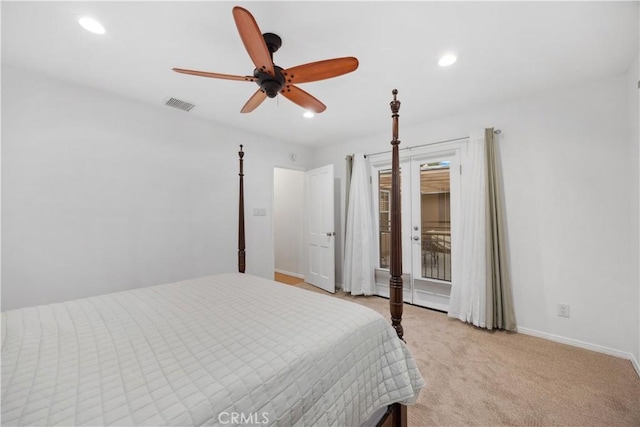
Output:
294 282 640 426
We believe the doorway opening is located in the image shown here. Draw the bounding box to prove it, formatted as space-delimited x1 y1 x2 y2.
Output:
273 167 305 282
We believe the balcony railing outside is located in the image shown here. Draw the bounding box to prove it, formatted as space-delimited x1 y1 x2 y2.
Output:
421 228 451 282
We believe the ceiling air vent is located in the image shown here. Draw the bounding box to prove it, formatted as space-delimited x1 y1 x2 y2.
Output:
165 97 195 112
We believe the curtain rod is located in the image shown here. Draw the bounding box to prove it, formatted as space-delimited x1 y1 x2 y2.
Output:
362 129 501 158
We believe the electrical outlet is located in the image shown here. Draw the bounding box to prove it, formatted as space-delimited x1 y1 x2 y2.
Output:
557 303 570 318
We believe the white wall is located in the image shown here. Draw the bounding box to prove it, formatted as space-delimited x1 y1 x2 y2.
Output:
311 72 639 363
3 63 638 369
273 167 304 277
1 65 312 310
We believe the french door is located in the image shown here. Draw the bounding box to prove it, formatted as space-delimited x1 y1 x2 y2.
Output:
371 145 461 311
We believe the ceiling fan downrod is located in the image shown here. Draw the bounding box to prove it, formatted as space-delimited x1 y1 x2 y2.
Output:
255 33 284 98
262 33 282 57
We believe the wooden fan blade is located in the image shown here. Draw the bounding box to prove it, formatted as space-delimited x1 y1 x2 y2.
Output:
173 68 256 82
283 57 359 84
280 85 326 113
241 89 268 113
232 7 275 77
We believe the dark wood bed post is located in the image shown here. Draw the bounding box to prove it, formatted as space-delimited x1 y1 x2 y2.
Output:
389 90 407 427
389 89 404 341
377 90 408 427
238 145 246 273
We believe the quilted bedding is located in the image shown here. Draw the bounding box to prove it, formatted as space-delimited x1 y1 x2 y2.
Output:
2 273 424 426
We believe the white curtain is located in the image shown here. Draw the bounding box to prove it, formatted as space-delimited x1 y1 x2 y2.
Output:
449 131 488 327
343 153 376 295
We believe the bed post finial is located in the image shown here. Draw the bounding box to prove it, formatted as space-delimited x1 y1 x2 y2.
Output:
389 89 404 341
238 145 246 273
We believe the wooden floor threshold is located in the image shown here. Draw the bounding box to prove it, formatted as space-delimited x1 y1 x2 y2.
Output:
274 272 304 286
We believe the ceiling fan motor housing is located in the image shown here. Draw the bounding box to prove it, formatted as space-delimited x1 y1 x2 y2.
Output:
254 66 285 98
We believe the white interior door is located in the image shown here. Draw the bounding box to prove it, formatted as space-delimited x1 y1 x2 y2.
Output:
305 164 335 293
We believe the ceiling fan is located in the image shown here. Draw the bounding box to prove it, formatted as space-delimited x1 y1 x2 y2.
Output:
173 6 359 114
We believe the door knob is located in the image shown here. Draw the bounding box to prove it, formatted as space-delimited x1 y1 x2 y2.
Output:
326 232 335 236
413 236 419 241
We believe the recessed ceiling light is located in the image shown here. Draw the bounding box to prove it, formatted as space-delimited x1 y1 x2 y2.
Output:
303 111 314 118
78 16 106 35
438 53 457 67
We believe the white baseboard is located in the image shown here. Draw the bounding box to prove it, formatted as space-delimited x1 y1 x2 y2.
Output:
632 355 640 378
517 327 640 378
629 354 640 377
274 269 304 279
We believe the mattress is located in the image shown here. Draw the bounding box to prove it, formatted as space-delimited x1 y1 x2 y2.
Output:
2 273 424 426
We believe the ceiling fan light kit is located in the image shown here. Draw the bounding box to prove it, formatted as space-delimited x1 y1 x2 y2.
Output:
173 6 359 114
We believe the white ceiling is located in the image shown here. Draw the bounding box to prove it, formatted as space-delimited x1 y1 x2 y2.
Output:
3 1 638 147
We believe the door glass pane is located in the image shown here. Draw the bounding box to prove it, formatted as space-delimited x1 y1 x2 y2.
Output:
420 162 451 281
378 169 392 269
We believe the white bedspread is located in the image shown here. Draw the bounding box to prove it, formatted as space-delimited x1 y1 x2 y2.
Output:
2 273 424 426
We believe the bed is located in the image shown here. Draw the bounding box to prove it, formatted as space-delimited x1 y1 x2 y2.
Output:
1 91 421 426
